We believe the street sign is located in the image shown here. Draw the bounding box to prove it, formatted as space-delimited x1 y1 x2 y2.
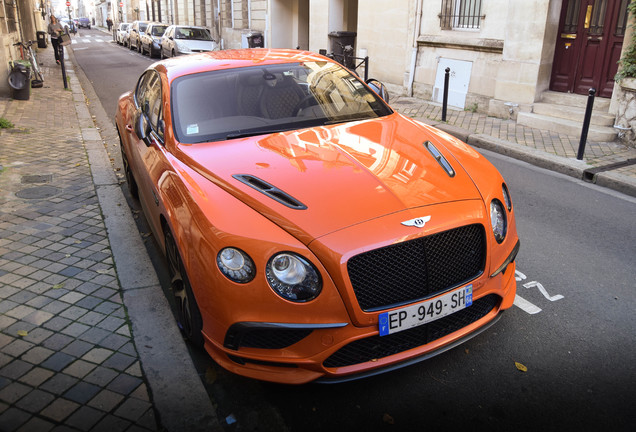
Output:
65 1 70 6
119 2 123 6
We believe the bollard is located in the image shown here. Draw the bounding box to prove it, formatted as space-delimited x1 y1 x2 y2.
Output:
60 45 68 89
577 88 596 160
442 67 450 122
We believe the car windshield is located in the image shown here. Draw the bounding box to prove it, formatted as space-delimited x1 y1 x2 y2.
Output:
175 27 212 40
122 24 129 30
139 23 148 32
151 25 167 36
171 62 393 144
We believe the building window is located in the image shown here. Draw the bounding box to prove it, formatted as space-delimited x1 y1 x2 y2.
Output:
440 0 483 30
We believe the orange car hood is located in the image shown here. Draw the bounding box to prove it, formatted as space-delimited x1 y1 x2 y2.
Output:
177 113 483 243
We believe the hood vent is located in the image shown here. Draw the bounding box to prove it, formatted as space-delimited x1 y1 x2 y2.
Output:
424 141 455 178
233 174 307 210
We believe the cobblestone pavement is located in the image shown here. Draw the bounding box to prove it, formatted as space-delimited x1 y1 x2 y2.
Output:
0 46 158 431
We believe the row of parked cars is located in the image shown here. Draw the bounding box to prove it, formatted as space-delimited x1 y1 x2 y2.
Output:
114 20 218 59
58 17 91 34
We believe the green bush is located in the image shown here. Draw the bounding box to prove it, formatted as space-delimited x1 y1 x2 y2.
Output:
616 0 636 80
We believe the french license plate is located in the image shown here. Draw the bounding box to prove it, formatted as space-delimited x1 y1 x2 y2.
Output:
378 285 473 336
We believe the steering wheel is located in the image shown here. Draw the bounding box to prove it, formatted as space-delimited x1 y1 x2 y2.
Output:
292 95 319 117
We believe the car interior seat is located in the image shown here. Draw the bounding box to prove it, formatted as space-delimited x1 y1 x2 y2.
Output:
259 75 305 119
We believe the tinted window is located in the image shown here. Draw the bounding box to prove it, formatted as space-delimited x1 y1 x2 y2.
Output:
171 62 392 144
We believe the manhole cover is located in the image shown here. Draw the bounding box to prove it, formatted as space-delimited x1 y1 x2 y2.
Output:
15 185 60 199
22 174 53 184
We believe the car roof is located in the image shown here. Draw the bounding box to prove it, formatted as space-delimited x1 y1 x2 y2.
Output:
159 49 331 82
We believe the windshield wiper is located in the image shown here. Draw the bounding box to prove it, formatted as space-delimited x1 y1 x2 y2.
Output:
225 128 291 140
323 117 371 125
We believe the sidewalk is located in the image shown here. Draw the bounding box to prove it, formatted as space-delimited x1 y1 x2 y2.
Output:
0 44 220 431
1 39 635 432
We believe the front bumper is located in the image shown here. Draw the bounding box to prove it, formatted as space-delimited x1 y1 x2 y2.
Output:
203 258 517 384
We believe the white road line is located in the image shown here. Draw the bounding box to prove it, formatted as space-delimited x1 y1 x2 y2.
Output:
514 294 542 314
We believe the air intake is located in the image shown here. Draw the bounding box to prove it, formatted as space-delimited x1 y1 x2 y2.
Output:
233 174 307 210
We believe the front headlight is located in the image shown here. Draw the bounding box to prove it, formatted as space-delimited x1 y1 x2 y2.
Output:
217 248 255 283
266 253 322 302
490 199 507 244
175 41 192 53
502 183 512 211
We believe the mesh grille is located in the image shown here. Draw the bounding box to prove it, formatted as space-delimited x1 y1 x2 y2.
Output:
225 326 313 350
323 294 499 368
347 224 486 311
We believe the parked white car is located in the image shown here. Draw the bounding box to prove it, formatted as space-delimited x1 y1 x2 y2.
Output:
159 25 218 58
116 23 130 46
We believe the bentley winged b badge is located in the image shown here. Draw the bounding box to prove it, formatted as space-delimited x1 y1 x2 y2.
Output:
401 216 431 228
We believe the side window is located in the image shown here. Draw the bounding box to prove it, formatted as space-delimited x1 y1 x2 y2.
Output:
134 71 164 141
440 0 483 30
134 72 150 107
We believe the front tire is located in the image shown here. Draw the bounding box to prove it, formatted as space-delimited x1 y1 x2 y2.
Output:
118 133 138 199
165 229 204 348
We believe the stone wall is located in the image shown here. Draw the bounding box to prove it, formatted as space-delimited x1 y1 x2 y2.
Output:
615 78 636 147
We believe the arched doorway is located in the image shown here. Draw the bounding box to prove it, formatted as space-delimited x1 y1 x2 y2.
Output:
550 0 630 98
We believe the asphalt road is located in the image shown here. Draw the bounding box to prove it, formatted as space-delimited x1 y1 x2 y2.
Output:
70 30 636 431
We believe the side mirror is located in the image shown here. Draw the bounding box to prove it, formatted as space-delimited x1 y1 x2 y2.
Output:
134 111 151 146
366 79 390 104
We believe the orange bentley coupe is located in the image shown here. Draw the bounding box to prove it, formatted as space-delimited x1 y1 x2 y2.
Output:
116 49 520 384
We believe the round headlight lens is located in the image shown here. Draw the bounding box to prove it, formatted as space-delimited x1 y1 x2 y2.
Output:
217 248 255 283
490 199 507 243
266 253 322 302
502 183 512 211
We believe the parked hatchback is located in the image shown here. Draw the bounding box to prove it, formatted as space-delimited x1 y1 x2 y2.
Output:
128 20 150 52
78 17 91 28
159 25 217 58
140 23 168 58
116 23 130 46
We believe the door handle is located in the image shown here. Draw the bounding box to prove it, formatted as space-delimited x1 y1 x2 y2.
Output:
584 5 592 29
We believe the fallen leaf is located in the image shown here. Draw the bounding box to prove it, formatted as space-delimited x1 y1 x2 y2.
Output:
96 269 110 274
515 361 528 372
17 330 28 337
383 413 395 424
52 283 65 289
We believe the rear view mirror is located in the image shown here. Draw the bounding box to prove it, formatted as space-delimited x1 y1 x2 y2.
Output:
366 79 389 104
134 111 151 146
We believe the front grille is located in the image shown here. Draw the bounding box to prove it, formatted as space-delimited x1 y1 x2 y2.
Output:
347 224 486 311
224 324 313 350
323 294 499 368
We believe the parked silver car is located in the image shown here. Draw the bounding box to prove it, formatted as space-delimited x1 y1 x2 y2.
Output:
140 23 167 58
116 23 130 46
128 20 150 52
159 25 218 58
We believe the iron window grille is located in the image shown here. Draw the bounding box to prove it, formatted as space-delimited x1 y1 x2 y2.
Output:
440 0 484 30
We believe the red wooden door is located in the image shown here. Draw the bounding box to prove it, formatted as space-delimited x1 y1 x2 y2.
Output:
550 0 630 98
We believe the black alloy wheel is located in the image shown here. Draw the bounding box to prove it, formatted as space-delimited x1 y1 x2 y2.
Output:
165 229 204 348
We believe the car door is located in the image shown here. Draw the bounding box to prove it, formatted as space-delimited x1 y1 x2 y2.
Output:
128 70 167 237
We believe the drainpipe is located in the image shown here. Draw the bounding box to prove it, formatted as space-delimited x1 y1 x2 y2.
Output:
407 0 423 97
